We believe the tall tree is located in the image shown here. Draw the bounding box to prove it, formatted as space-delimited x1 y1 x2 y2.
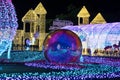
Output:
55 4 79 25
0 0 18 59
67 4 79 24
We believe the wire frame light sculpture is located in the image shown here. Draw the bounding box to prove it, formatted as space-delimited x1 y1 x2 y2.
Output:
0 0 18 59
62 22 120 55
43 29 82 63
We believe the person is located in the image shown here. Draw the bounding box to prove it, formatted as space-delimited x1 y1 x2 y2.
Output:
25 38 31 50
80 55 84 62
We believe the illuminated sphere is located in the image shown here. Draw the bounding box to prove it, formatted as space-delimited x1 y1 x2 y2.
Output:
43 29 82 63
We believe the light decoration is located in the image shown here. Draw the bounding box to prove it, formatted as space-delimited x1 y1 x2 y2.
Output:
83 56 120 67
23 55 120 79
43 29 82 63
25 32 39 50
62 22 120 54
0 0 18 59
25 62 84 70
0 63 120 79
0 54 120 79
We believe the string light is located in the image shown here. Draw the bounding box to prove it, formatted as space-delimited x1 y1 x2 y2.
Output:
0 55 119 79
0 0 18 58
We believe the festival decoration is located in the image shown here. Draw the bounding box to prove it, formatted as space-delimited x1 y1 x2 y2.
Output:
43 29 82 63
0 0 18 59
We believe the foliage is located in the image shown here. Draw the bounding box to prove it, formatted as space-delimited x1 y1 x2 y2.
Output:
55 4 79 25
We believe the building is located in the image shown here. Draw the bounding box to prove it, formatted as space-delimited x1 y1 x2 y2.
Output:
77 6 106 25
13 2 47 51
49 18 73 31
13 5 108 52
49 6 106 30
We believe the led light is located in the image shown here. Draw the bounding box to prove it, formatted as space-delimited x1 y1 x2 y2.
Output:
0 0 18 58
62 22 120 55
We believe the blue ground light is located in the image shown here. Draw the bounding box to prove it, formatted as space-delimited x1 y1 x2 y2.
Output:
0 63 120 79
0 51 120 79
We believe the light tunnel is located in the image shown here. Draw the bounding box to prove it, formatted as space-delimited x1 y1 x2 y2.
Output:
62 22 120 54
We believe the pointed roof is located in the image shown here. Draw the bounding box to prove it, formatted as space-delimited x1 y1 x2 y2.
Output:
90 13 106 24
34 2 47 14
77 6 90 17
22 9 38 22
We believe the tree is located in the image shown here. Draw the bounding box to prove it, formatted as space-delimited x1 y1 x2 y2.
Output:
0 0 18 59
55 4 79 25
56 14 68 20
46 19 53 32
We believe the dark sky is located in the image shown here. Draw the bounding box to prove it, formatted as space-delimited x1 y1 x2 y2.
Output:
12 0 120 29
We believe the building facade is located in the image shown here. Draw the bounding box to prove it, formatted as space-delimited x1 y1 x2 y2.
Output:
13 5 107 52
49 18 73 31
13 2 47 51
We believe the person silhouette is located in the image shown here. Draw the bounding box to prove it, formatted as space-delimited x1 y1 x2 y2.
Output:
25 38 31 50
57 44 61 50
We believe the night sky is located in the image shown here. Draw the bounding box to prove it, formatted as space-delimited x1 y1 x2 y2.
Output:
12 0 120 29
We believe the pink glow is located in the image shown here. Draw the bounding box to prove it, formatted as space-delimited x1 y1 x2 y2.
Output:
7 0 12 2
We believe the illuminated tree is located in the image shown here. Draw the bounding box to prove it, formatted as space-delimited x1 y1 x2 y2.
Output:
0 0 18 59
